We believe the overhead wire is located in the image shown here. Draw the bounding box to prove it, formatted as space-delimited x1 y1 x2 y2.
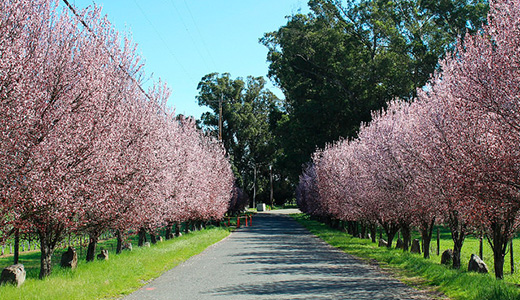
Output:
167 0 211 71
181 0 218 70
62 0 153 102
61 0 172 115
132 0 194 82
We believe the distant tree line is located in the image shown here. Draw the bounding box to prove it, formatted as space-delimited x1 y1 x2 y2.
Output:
198 0 489 204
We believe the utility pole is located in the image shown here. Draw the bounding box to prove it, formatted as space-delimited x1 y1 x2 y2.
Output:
269 165 273 208
218 93 223 142
253 165 257 209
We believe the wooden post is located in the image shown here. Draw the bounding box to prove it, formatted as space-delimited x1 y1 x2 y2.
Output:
479 235 483 259
436 228 440 256
13 229 19 264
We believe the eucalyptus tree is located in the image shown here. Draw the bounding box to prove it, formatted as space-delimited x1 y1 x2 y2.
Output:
197 73 282 205
261 0 488 182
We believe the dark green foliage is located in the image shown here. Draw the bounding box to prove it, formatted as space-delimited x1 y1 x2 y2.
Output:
261 0 489 183
196 73 283 204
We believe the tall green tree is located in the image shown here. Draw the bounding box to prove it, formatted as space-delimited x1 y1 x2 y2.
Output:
261 0 488 183
197 73 284 205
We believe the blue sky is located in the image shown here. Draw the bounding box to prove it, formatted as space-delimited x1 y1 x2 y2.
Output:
68 0 309 119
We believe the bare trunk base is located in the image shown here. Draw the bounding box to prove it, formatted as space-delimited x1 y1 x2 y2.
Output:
86 233 99 262
165 223 173 240
116 230 123 254
38 227 62 279
401 223 411 252
138 227 147 247
382 222 400 249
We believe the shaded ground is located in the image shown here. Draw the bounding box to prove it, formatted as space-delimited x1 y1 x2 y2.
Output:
124 209 433 299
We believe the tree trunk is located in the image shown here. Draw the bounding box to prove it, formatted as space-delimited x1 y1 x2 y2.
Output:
360 222 366 238
335 219 341 230
382 221 400 249
489 222 510 279
116 230 123 254
86 232 100 262
401 223 411 252
511 239 514 275
352 221 359 237
165 222 173 240
138 227 147 247
184 221 190 234
494 247 505 279
448 212 466 269
150 233 157 244
38 227 61 279
39 235 53 279
420 219 435 259
370 223 377 243
175 222 181 237
346 221 353 235
13 229 20 264
452 237 464 269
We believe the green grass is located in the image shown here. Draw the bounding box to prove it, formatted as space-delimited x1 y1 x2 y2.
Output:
292 214 520 300
268 203 298 210
0 227 230 299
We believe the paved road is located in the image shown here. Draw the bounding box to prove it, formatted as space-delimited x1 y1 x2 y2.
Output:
125 210 433 299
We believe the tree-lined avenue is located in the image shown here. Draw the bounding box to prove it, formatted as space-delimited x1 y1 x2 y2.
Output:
125 210 432 300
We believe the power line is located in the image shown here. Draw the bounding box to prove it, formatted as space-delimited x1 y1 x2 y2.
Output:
62 0 153 101
132 0 194 82
181 0 218 70
61 0 172 116
167 0 212 71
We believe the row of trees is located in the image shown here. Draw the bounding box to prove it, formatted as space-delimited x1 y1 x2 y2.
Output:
0 0 234 279
195 1 489 206
297 0 520 280
262 0 489 186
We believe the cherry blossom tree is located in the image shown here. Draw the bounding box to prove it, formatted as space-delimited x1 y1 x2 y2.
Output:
0 0 235 277
415 0 520 278
0 0 108 277
295 0 520 280
228 186 249 216
296 163 325 219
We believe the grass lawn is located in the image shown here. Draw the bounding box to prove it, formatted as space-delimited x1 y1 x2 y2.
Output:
292 214 520 300
0 226 230 299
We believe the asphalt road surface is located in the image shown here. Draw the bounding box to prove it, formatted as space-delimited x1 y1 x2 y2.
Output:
124 209 433 299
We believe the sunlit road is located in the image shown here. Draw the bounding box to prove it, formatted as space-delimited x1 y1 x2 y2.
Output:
124 209 433 299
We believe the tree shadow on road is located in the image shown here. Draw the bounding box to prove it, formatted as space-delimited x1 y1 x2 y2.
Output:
209 213 432 299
